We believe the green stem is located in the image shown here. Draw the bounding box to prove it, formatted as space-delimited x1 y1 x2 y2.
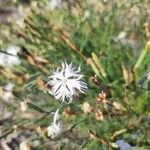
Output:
134 42 150 71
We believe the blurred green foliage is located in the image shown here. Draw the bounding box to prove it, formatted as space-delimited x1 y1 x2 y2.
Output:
0 0 150 149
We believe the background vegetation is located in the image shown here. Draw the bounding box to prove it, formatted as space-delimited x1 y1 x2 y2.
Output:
0 0 150 149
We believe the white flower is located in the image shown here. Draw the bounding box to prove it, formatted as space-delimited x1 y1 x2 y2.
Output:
47 122 61 138
47 109 61 138
47 62 87 103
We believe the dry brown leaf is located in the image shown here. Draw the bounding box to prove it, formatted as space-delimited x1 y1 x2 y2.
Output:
113 101 123 111
95 109 104 121
92 52 107 78
63 107 71 118
89 130 107 144
36 126 44 134
92 52 101 69
1 68 16 79
97 91 107 104
37 76 47 90
87 58 101 79
20 101 28 112
36 126 49 137
27 56 35 65
60 33 79 51
89 130 98 140
63 107 82 118
81 102 92 114
144 22 150 40
121 63 134 85
34 55 49 64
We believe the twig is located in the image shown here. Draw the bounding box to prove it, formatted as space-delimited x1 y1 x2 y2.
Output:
52 116 88 139
111 114 146 140
111 129 127 140
55 28 87 62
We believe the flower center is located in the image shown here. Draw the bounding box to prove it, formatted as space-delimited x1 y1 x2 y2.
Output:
62 78 68 85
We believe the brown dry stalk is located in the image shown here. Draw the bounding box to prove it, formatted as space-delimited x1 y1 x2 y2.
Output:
55 28 87 62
